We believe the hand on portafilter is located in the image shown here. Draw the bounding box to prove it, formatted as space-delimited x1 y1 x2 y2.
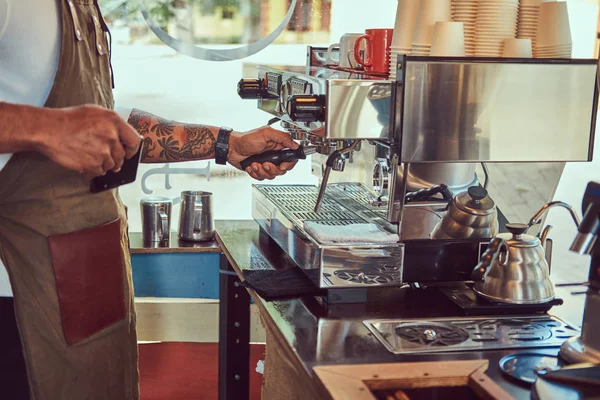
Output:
228 126 299 181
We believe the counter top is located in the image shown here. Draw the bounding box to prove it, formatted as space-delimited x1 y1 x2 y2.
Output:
129 232 220 254
215 220 586 400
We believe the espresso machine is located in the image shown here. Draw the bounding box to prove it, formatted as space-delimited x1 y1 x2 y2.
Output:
238 48 598 300
560 181 600 364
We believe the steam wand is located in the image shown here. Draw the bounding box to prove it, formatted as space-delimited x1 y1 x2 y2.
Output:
314 141 361 213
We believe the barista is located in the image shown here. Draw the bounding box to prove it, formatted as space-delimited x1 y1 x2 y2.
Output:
0 0 296 398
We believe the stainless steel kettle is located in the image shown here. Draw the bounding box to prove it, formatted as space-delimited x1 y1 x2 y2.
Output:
471 201 581 304
471 224 555 304
431 186 499 239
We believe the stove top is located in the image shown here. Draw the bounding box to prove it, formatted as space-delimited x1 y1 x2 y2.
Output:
364 316 579 355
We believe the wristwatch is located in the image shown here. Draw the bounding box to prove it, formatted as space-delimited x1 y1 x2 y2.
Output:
215 127 233 165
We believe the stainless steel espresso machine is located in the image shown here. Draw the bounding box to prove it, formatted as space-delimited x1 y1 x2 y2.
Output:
238 48 598 303
560 181 600 364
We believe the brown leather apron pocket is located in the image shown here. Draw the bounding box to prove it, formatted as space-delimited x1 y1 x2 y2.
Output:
48 218 126 345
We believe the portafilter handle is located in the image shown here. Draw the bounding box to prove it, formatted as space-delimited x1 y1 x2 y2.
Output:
471 238 508 282
314 141 361 213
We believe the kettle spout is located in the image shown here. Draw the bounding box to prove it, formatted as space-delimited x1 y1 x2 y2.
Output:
472 238 507 281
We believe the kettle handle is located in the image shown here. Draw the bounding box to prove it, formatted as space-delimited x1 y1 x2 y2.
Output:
472 238 507 281
405 184 453 203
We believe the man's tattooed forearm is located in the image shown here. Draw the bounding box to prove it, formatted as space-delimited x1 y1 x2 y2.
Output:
180 125 216 159
155 126 216 161
158 136 181 161
151 117 175 137
141 137 156 159
128 109 218 162
128 109 153 135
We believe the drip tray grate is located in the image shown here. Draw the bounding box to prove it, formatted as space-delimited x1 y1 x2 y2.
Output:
293 211 358 221
254 184 394 242
304 219 365 227
261 186 318 195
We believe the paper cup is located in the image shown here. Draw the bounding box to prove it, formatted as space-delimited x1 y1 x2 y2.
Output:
412 0 452 45
392 0 421 48
536 1 572 47
502 38 532 57
430 21 465 56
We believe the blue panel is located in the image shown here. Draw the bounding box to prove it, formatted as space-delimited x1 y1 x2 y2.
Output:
131 253 220 299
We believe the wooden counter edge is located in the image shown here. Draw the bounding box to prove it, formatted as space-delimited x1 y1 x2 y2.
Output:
313 360 515 400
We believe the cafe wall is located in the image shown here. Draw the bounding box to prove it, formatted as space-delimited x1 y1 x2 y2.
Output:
0 0 598 296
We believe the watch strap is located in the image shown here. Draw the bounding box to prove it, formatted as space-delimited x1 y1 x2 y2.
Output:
215 127 233 165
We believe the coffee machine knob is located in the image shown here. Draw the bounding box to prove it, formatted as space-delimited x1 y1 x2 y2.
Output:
237 78 264 99
287 95 325 122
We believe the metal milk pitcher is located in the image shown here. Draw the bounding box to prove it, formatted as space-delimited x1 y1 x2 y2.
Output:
141 197 173 242
178 191 215 242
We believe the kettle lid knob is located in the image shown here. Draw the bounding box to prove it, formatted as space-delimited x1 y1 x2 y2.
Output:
468 186 488 201
506 223 529 236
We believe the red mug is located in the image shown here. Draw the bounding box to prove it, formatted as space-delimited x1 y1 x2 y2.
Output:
354 28 394 74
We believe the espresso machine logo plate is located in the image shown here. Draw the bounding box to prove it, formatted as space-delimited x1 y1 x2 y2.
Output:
265 72 283 98
289 77 312 96
281 77 313 113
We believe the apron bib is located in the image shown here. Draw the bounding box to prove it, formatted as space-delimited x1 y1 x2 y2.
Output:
0 1 138 399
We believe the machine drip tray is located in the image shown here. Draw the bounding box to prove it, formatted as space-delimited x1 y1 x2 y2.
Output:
364 315 579 355
440 284 563 316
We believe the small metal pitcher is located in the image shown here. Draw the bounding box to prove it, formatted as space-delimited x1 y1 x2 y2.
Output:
178 191 215 242
140 197 172 243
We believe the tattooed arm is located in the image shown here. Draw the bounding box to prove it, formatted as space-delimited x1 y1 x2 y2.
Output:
128 109 217 163
127 108 299 180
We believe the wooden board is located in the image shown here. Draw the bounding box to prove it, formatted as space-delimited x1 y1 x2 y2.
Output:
135 298 266 343
313 360 514 400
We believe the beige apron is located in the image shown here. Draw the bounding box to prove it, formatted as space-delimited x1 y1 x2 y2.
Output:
0 1 138 398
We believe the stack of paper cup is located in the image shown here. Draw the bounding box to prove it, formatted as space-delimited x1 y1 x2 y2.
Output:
430 21 466 56
517 0 541 50
452 0 477 56
502 38 533 57
535 1 572 58
475 0 519 57
411 0 452 56
390 0 420 79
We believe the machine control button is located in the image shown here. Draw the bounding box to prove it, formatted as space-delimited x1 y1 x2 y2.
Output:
237 78 265 99
287 95 325 122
